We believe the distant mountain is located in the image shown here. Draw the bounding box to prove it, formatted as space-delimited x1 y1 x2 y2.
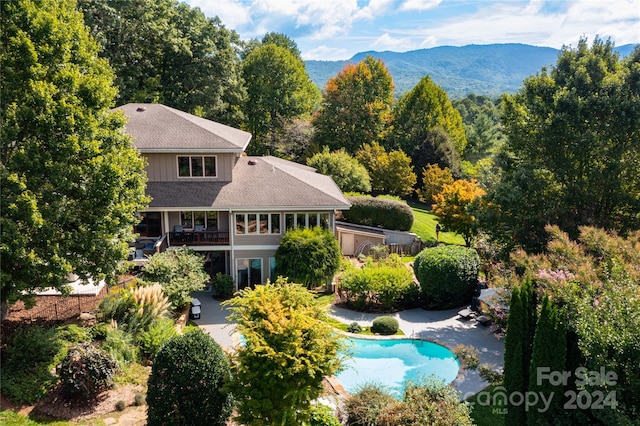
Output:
305 43 638 99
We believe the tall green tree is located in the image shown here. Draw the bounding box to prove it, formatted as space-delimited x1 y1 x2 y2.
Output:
78 0 246 125
503 285 527 426
1 0 148 308
390 75 467 160
223 278 346 425
243 43 320 155
528 296 567 424
313 56 394 154
274 227 341 290
483 38 640 252
356 142 416 196
306 147 372 193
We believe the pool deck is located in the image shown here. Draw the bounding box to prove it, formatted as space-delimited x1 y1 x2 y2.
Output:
191 291 503 399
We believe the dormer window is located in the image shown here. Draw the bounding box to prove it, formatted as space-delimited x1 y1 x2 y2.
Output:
178 155 217 177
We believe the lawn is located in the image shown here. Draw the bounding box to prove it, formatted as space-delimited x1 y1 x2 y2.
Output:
408 201 466 246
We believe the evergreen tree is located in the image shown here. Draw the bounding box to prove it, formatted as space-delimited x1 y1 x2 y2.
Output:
503 285 528 426
528 296 567 424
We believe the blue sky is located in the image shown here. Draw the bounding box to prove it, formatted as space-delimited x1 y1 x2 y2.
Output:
186 0 640 60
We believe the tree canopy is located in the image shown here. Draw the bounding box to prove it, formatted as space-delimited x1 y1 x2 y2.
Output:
223 278 346 425
243 43 320 155
306 147 372 193
390 75 467 158
313 55 394 154
432 179 486 247
1 0 148 307
77 0 246 125
356 142 416 196
482 38 640 252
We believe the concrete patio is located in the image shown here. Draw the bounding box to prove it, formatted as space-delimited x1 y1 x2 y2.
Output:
190 290 504 399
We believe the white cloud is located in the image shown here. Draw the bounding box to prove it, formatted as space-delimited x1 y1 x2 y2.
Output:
373 33 413 51
303 45 350 61
188 0 252 30
356 0 395 20
400 0 442 12
420 35 438 48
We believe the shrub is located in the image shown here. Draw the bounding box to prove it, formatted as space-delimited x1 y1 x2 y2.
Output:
371 316 399 335
309 403 341 426
341 196 414 231
347 322 363 334
91 322 110 340
147 329 233 426
343 383 396 426
378 378 473 426
453 344 480 370
115 400 126 411
340 261 416 311
134 393 146 406
141 247 210 309
413 245 480 309
102 325 138 365
137 317 177 360
59 344 118 399
98 291 136 324
275 227 341 289
56 324 92 344
478 363 503 385
212 273 235 299
0 326 66 403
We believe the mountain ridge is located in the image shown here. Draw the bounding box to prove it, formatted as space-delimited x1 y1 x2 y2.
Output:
305 43 638 99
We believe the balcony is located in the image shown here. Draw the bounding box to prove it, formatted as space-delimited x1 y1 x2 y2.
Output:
168 230 230 246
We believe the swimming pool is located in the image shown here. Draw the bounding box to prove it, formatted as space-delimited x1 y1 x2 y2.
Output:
335 337 459 397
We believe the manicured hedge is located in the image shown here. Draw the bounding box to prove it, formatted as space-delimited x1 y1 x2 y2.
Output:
339 257 419 312
413 245 480 309
341 196 414 231
371 316 399 335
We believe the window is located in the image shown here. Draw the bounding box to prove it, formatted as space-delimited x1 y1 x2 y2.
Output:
177 155 217 177
283 213 331 231
235 213 281 235
180 211 217 229
237 258 262 290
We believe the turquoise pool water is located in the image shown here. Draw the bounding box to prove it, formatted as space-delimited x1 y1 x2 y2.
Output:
336 338 459 397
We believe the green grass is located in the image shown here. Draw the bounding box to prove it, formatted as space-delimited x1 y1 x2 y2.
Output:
0 410 103 426
408 201 466 246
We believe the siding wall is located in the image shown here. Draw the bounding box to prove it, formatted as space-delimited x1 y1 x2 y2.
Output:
144 152 235 181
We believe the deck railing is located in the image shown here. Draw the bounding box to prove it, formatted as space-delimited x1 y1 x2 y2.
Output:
168 230 230 246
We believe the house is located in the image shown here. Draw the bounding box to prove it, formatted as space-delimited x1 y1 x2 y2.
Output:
116 103 350 290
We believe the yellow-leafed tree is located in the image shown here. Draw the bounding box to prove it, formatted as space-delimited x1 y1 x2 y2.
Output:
432 179 485 247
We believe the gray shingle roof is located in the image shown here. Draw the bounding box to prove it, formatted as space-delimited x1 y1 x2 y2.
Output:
147 156 351 210
115 103 251 152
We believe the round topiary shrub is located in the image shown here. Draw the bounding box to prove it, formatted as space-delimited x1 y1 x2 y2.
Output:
347 322 363 334
59 344 118 399
115 400 126 411
371 316 399 335
134 393 145 406
146 329 233 426
413 245 480 309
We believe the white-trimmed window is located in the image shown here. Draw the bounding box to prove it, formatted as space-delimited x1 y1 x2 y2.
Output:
178 155 217 177
284 212 330 230
235 213 281 235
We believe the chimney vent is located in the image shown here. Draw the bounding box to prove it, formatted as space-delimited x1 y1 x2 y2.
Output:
136 107 146 112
